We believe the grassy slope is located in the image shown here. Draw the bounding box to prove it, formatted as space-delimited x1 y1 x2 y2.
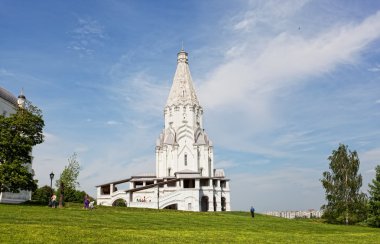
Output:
0 204 379 243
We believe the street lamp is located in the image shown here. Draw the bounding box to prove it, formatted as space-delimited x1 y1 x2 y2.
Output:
49 172 54 189
49 172 54 206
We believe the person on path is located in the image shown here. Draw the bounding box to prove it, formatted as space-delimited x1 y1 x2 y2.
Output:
51 194 57 208
84 195 90 209
250 206 255 218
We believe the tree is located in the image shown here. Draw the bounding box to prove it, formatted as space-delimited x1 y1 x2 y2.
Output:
367 165 380 227
56 153 80 207
0 101 44 193
32 185 53 204
321 144 367 224
63 188 88 203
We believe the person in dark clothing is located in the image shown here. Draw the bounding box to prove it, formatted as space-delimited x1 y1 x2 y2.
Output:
250 206 255 218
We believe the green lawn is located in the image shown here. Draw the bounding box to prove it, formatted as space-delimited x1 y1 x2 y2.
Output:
0 204 379 243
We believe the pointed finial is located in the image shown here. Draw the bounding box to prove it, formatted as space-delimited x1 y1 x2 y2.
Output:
18 88 25 99
17 88 26 108
181 41 184 51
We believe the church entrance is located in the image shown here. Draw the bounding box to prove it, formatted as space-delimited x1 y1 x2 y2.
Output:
213 196 217 212
201 196 209 212
112 199 127 207
221 197 226 211
164 204 178 210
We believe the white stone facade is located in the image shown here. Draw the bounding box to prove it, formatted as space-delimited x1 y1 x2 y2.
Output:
0 87 32 204
96 50 231 211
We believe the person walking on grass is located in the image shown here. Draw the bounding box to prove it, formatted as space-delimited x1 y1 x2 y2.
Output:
250 206 255 219
51 194 57 208
84 195 90 209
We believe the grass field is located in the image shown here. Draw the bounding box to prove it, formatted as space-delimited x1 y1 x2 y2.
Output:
0 203 379 243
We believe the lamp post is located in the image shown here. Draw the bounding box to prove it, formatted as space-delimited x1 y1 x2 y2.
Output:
49 172 54 206
50 172 54 189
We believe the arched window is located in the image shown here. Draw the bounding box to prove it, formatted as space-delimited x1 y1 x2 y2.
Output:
184 154 187 166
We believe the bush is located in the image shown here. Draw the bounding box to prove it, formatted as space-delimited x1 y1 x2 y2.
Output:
32 185 53 204
113 199 126 207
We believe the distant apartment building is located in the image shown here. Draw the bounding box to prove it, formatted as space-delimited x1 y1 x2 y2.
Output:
265 209 323 219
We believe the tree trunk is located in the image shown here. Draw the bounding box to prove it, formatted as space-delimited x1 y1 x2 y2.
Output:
345 172 348 225
59 182 64 208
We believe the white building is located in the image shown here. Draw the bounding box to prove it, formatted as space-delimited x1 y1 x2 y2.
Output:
0 87 33 203
96 49 231 211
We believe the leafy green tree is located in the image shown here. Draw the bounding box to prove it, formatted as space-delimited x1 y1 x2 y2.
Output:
321 144 367 224
32 185 53 204
56 153 80 207
0 101 44 193
64 188 88 203
367 165 380 227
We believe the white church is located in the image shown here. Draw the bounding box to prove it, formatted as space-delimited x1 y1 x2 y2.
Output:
0 87 33 203
96 49 231 211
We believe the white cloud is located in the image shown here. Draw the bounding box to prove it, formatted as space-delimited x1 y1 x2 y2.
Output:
196 10 380 160
201 11 380 109
68 16 106 56
368 64 380 72
108 70 169 116
233 0 310 31
214 160 239 169
74 17 106 38
106 120 122 125
361 147 380 169
0 68 14 77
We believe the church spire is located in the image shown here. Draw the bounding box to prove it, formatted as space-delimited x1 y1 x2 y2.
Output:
17 88 26 109
166 49 199 107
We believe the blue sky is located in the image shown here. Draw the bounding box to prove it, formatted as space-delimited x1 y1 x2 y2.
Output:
1 0 380 211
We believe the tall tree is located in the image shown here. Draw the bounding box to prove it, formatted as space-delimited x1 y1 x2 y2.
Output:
321 144 367 224
367 165 380 227
0 101 44 193
56 153 80 207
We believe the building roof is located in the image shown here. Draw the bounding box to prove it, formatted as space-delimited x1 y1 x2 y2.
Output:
95 177 132 187
95 174 157 187
176 169 199 173
125 178 178 193
166 49 200 107
0 86 17 107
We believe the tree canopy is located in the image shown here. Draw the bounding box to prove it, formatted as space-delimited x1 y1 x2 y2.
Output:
0 102 44 193
321 144 367 224
32 185 53 204
367 165 380 227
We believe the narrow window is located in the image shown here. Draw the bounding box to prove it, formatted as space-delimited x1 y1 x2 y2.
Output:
184 154 187 166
